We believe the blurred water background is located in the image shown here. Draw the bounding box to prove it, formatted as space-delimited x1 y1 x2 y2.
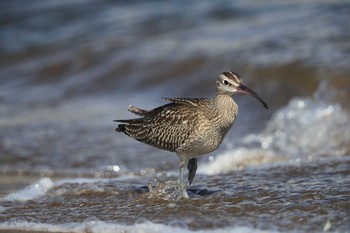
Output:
0 0 350 232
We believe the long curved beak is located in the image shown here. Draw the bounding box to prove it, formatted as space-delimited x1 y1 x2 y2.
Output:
237 84 268 109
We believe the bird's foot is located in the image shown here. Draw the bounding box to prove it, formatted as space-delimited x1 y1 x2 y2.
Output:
177 183 189 199
180 187 189 199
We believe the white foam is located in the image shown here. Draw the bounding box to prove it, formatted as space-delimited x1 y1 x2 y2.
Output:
259 98 350 159
2 177 106 202
0 220 279 233
198 148 283 176
3 177 53 202
1 176 143 202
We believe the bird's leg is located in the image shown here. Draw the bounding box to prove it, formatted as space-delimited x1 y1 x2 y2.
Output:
187 158 197 185
178 157 189 199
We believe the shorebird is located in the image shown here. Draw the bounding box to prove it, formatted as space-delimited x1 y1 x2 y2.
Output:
114 71 268 199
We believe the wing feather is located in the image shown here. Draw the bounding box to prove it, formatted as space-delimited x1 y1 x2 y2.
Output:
115 98 206 152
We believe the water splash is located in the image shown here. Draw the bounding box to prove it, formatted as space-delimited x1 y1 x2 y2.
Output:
259 98 350 160
143 181 184 201
3 178 53 202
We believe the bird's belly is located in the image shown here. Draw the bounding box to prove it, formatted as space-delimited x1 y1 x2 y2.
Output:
175 126 228 157
176 141 220 157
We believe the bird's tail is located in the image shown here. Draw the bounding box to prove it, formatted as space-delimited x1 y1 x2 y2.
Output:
127 104 148 116
114 118 141 134
114 104 147 134
115 123 126 133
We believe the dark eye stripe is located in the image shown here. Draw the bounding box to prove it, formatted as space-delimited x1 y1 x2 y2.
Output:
222 72 241 85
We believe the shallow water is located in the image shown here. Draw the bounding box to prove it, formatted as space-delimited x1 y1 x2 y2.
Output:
1 158 349 232
1 0 350 232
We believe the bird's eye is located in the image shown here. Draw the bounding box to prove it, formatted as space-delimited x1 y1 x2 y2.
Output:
223 80 229 85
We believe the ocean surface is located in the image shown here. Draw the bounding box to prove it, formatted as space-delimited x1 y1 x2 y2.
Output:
1 0 350 232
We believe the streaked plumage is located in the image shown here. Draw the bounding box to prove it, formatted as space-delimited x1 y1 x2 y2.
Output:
115 71 268 199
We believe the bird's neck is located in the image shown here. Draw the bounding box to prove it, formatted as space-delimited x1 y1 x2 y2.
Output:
214 92 235 106
214 93 238 120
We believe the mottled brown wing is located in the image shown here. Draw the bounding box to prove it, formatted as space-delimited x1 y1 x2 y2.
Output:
115 100 202 152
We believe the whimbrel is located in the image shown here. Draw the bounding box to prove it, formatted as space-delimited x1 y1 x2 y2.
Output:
114 71 268 199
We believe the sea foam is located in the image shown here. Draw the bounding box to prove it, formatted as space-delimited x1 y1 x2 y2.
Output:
2 177 114 202
0 220 279 233
259 97 350 159
3 177 53 202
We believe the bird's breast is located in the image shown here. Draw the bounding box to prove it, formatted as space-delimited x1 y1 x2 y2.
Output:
175 105 237 157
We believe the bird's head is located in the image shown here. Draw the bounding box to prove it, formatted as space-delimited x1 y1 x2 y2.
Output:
216 71 268 109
